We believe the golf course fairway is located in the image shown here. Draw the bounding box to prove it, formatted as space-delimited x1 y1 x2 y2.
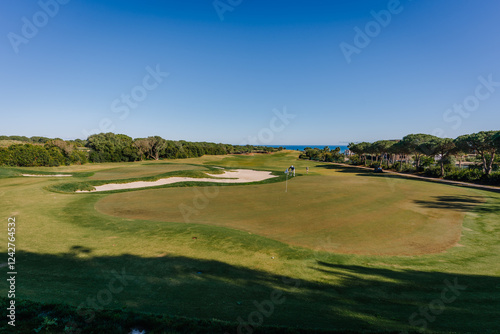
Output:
1 151 499 333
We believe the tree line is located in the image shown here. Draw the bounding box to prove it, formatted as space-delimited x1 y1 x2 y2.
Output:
347 131 500 183
0 139 88 167
0 133 282 167
0 135 86 146
299 146 345 162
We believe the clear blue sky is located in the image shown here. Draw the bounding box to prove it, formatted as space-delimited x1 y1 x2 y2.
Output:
1 0 499 145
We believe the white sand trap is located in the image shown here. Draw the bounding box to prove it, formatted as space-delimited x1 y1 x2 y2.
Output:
76 169 277 192
22 174 72 177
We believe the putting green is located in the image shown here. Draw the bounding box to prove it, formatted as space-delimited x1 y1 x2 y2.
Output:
96 168 482 256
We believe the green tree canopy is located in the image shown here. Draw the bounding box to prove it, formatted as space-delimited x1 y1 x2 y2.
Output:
455 131 499 175
425 138 457 177
401 133 439 169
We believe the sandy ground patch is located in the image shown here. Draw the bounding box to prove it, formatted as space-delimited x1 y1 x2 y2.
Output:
77 169 277 192
22 174 72 177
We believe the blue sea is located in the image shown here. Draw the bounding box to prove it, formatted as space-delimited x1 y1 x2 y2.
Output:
268 145 348 153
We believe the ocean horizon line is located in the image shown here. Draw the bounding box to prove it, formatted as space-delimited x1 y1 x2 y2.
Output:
267 144 348 152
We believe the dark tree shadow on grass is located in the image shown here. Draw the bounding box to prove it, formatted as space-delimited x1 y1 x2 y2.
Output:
414 195 485 212
68 245 92 255
7 249 500 333
315 164 367 174
316 164 412 179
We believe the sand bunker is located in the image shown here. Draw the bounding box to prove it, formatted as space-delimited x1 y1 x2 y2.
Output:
76 169 277 192
23 174 72 177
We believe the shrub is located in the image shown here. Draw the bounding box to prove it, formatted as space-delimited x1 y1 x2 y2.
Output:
8 144 51 167
69 150 88 165
391 162 415 172
46 147 67 166
445 168 483 182
420 156 435 168
348 155 362 165
424 166 441 178
486 171 500 185
0 147 9 165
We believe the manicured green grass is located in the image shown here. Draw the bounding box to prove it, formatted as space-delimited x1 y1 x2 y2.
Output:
96 170 477 256
88 163 205 180
1 151 499 333
47 165 283 193
0 167 21 179
8 168 93 178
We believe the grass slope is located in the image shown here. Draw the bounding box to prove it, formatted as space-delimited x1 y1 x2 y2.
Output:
0 152 499 333
96 169 478 255
88 163 205 180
